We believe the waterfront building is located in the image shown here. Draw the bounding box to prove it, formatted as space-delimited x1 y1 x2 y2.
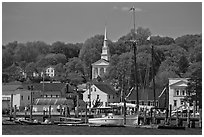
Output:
168 78 189 110
92 26 110 79
2 83 41 110
83 82 120 108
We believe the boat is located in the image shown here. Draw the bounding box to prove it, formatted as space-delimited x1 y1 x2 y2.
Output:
88 113 138 126
55 117 84 125
15 118 40 125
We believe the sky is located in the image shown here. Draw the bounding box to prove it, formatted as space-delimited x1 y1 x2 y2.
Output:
2 2 202 45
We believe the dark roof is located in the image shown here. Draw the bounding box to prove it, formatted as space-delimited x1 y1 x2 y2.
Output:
34 98 73 105
126 88 163 101
34 97 86 108
93 82 117 95
2 84 23 92
22 83 67 92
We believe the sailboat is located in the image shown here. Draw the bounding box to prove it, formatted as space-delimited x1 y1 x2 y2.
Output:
88 6 139 126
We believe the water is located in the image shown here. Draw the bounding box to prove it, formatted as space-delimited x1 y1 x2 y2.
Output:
2 125 202 135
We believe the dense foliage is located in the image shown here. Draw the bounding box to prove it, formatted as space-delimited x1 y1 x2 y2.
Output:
2 28 202 96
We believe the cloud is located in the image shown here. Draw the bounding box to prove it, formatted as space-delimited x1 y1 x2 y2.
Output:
134 8 142 12
113 6 118 10
121 6 130 11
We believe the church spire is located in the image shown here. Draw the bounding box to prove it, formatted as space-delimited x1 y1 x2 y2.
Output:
101 25 109 61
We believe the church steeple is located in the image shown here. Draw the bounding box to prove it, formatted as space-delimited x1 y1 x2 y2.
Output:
101 25 110 61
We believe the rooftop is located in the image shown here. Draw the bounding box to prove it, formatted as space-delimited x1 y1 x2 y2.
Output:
93 82 117 95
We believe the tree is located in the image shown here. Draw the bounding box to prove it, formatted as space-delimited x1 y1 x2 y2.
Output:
79 35 104 79
150 35 175 45
65 57 84 75
2 49 13 69
51 41 81 60
186 67 202 109
118 27 151 46
175 34 201 52
107 52 133 95
178 55 189 74
36 53 67 68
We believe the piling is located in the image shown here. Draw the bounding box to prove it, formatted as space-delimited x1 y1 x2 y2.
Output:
75 95 79 118
49 105 51 120
187 107 190 128
123 99 126 125
85 103 88 124
43 110 46 122
13 105 17 120
30 105 33 120
169 105 172 124
30 92 33 121
25 109 27 120
199 109 202 128
176 109 179 126
150 108 153 124
60 105 62 116
144 107 147 125
10 94 13 120
193 101 196 117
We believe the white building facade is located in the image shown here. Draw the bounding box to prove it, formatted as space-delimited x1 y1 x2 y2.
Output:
83 83 120 108
169 78 189 110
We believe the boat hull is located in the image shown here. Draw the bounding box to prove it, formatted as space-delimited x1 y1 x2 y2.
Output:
88 115 138 126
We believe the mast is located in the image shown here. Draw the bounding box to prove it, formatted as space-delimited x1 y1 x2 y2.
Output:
151 43 156 108
130 6 139 112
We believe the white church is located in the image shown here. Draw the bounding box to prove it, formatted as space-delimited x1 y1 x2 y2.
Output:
91 26 110 79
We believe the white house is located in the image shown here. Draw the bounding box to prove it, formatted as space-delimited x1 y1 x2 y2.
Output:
169 78 189 110
41 66 55 77
2 83 41 110
83 82 120 108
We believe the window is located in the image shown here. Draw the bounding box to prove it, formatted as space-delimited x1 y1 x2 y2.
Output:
28 96 30 100
156 101 159 107
174 100 177 107
180 100 184 105
21 95 23 100
97 95 99 99
131 101 136 104
113 95 114 99
148 101 150 106
175 89 180 96
88 94 90 99
108 95 110 99
105 102 108 107
182 90 185 96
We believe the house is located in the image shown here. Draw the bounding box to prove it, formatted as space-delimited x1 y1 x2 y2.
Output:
2 83 41 110
168 78 189 110
83 82 120 108
92 26 110 79
41 66 55 78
